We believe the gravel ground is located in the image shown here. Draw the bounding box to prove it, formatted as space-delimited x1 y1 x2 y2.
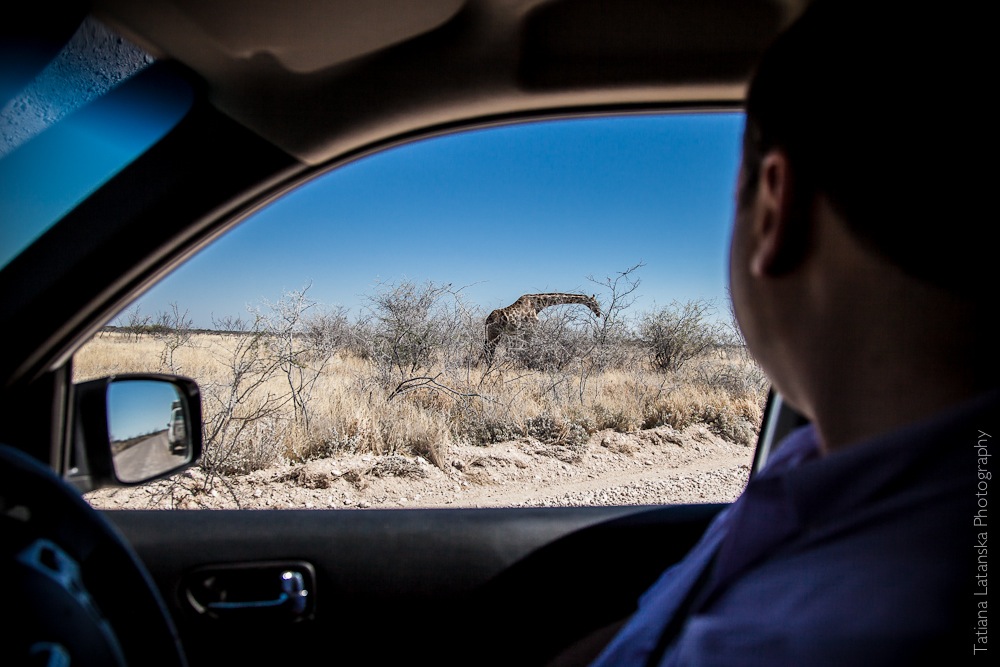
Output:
86 423 754 510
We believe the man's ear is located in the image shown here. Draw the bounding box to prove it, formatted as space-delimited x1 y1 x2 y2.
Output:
749 150 808 277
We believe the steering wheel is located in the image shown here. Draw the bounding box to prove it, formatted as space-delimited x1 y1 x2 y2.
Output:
0 444 187 666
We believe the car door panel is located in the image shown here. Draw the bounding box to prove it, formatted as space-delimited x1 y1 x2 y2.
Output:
106 503 723 665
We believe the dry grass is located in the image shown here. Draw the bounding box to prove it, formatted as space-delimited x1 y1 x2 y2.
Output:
75 331 767 476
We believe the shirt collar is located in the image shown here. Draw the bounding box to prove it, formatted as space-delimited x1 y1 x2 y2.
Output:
784 387 1000 528
708 387 998 594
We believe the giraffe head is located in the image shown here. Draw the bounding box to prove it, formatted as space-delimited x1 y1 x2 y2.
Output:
586 294 602 319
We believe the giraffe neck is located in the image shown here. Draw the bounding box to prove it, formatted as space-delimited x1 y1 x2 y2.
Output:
517 293 600 316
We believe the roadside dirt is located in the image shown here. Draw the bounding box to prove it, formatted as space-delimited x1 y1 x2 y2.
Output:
85 424 753 510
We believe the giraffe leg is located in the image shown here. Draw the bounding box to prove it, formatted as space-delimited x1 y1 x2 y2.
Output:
484 324 499 364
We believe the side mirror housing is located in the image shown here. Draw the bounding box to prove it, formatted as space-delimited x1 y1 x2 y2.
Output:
69 374 202 492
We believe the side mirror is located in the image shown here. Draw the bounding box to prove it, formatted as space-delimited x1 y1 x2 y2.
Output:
70 374 202 492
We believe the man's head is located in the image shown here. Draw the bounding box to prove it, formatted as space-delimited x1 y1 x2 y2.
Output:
737 0 985 291
729 0 990 443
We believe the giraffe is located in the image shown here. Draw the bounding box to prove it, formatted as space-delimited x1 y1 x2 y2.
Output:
483 293 602 362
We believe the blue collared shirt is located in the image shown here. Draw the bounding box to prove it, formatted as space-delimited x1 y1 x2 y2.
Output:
591 389 996 666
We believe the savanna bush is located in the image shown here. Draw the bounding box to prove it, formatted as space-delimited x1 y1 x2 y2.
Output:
506 310 595 371
641 385 762 447
79 278 770 479
638 299 727 373
453 402 523 445
359 280 471 383
525 412 589 447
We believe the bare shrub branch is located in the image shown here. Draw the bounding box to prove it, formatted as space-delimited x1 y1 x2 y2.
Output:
151 302 193 373
198 314 289 481
255 283 345 430
116 303 152 342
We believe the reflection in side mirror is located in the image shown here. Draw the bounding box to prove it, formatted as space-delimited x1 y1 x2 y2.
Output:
71 373 201 492
108 379 194 483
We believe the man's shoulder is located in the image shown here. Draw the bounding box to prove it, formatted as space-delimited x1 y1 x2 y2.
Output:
676 390 1000 664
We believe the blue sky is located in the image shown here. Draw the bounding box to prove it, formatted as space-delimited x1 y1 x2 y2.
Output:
132 111 745 328
107 379 181 441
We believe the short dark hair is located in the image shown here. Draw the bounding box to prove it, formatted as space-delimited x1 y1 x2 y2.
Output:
741 0 987 295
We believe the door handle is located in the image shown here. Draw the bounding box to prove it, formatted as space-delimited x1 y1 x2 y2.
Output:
183 561 315 622
205 570 308 613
